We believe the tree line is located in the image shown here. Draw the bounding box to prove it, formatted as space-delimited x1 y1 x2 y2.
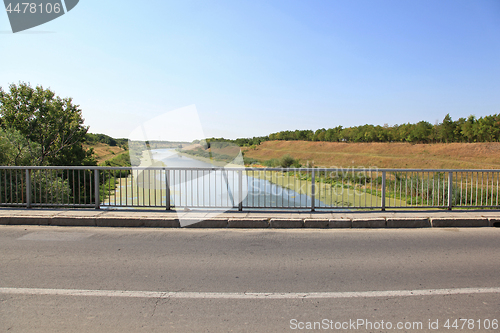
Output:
208 113 500 147
84 133 128 149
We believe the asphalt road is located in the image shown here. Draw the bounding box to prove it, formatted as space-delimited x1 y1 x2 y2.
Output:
1 226 499 332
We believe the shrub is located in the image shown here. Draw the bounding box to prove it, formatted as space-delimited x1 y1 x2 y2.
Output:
280 154 297 168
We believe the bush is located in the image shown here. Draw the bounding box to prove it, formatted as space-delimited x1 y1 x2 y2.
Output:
280 154 295 168
263 154 301 168
263 158 280 167
243 157 259 165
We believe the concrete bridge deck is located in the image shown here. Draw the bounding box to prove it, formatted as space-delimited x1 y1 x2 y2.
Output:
0 208 499 228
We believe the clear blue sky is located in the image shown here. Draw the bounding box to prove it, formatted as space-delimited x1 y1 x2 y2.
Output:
1 0 499 140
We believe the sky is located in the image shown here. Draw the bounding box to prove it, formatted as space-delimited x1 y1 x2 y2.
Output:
1 0 500 141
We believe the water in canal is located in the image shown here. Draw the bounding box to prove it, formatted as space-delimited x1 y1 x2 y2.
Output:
108 149 316 209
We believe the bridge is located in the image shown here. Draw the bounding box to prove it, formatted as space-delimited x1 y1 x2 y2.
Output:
1 166 499 209
1 166 499 331
1 165 499 227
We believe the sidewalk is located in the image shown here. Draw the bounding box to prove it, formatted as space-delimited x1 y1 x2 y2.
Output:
0 208 499 228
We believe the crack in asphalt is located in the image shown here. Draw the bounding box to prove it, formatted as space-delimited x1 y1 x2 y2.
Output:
151 292 167 317
152 288 185 317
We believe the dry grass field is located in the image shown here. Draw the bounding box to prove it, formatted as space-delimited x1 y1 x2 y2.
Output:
84 143 127 164
242 141 500 169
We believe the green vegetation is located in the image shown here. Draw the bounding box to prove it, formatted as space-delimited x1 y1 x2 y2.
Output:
101 152 131 176
0 127 38 166
249 169 386 208
254 168 497 208
0 82 95 166
180 147 236 164
180 141 244 165
85 133 128 149
101 151 130 167
0 83 132 206
243 156 259 165
96 151 133 202
242 140 500 170
204 136 268 148
205 113 500 147
262 154 302 168
2 82 498 208
0 167 96 206
0 83 97 205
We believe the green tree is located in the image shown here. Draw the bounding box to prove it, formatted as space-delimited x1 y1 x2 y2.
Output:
0 127 41 165
0 83 95 166
313 128 326 141
438 114 456 143
408 121 433 143
324 126 342 142
459 115 476 142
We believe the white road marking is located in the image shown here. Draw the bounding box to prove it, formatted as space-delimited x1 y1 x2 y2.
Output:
0 287 499 299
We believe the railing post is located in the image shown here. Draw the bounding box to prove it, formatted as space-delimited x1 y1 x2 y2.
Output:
26 169 31 209
447 171 453 210
311 168 315 212
381 171 386 211
238 169 243 211
165 168 171 210
94 169 100 209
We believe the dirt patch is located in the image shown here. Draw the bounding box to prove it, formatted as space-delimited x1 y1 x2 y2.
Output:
84 143 126 164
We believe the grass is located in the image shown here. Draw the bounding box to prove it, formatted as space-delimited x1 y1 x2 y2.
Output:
97 141 500 209
179 144 245 165
84 142 127 164
242 141 500 169
101 176 169 207
247 169 407 208
243 141 500 208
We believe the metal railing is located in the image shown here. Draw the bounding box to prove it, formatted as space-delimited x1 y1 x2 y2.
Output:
0 166 499 211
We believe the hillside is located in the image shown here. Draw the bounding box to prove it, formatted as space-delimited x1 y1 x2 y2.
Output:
242 141 500 169
84 142 127 164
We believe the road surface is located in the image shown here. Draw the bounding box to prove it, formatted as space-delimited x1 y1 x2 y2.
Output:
1 226 499 332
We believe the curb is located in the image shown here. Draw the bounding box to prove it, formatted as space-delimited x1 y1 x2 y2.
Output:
352 218 386 228
183 219 228 228
488 218 500 228
304 219 329 228
386 218 431 228
0 214 499 228
228 218 269 228
51 216 96 227
269 219 303 228
96 217 145 228
329 219 352 228
4 216 52 226
430 218 489 228
142 218 180 228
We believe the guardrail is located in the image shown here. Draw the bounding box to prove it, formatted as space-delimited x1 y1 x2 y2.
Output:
0 166 499 211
